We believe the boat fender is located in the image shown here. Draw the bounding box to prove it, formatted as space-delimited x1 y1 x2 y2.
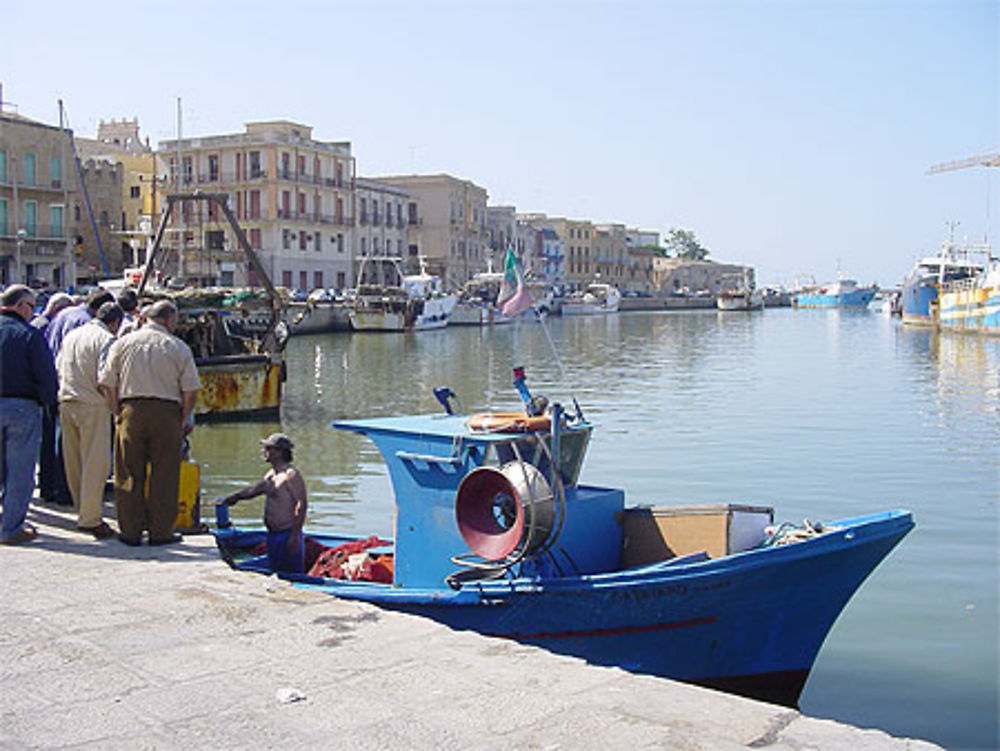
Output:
466 411 552 433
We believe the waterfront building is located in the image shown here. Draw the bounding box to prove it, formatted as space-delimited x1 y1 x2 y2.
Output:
73 158 124 284
626 228 660 250
0 100 75 288
519 214 595 291
536 228 565 287
514 219 545 280
354 177 409 289
594 223 629 290
157 120 356 290
77 119 165 276
371 174 488 286
487 205 516 256
653 258 754 296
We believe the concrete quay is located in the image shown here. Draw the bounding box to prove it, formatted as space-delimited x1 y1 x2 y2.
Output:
1 502 941 751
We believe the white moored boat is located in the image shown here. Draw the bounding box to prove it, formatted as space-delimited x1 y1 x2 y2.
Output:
349 257 457 332
561 282 621 316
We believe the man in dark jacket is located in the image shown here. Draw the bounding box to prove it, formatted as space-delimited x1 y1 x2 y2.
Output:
39 287 113 505
0 285 58 544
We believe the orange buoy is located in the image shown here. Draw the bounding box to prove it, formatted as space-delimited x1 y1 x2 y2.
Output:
466 411 551 433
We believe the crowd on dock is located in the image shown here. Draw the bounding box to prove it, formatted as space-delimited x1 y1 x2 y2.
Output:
0 283 200 546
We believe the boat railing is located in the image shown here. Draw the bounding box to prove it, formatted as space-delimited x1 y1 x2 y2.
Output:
940 276 979 293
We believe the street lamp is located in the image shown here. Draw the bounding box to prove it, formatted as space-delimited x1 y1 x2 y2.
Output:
15 228 26 284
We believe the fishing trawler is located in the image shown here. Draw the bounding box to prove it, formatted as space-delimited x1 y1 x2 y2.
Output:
349 257 457 332
136 193 286 421
793 277 877 308
717 271 763 311
937 259 1000 334
450 264 517 326
901 240 991 326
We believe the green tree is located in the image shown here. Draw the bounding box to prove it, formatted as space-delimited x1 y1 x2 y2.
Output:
664 228 710 260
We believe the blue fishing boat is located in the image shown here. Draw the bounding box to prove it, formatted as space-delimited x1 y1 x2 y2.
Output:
215 369 913 707
901 241 990 326
793 278 877 308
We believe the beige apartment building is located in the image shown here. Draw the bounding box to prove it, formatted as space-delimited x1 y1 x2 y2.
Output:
354 178 409 280
593 223 628 288
0 108 75 288
157 120 355 290
520 214 596 290
371 174 488 286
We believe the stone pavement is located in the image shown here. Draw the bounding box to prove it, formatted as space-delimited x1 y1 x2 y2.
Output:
0 501 942 751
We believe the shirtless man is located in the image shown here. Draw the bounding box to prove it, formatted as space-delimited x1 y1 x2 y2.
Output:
222 433 308 573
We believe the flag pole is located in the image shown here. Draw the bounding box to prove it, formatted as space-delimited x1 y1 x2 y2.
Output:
533 305 566 377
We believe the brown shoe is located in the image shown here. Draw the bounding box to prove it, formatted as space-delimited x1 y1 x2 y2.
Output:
78 522 115 540
2 526 38 545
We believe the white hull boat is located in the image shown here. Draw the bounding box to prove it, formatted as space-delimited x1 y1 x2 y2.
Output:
561 283 621 316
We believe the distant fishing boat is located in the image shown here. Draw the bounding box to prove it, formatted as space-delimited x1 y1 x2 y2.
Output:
450 263 517 327
215 367 913 707
793 277 877 308
717 271 763 311
349 257 457 332
561 282 621 316
901 240 991 326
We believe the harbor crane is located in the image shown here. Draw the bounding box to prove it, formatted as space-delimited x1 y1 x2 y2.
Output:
927 150 1000 174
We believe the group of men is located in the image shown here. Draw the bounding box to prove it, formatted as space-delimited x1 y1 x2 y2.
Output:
0 284 201 546
2 282 309 571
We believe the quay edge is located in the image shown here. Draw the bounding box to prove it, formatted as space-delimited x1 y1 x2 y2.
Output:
0 505 943 751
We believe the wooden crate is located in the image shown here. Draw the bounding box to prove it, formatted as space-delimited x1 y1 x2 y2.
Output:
620 504 774 567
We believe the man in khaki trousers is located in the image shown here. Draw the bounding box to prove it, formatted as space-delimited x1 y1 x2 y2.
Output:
99 300 200 546
56 302 123 539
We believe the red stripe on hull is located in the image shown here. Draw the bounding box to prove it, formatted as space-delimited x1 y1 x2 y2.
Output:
490 616 716 641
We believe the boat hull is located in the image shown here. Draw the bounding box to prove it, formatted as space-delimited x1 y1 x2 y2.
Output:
938 263 1000 335
717 291 763 311
794 288 876 308
450 304 516 326
350 295 457 331
218 509 912 706
194 355 282 422
561 301 620 316
286 301 351 335
901 277 938 326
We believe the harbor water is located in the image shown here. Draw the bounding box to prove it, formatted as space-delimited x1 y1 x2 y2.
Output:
192 308 999 750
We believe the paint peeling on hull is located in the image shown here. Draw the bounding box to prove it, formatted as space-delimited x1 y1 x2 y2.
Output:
195 356 283 421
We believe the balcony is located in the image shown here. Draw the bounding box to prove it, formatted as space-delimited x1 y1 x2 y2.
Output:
2 225 67 241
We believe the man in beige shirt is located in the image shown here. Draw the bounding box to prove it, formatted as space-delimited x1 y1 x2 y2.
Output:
56 301 123 539
99 300 201 546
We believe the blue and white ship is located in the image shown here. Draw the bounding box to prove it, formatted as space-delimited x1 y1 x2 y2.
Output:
901 241 991 326
793 277 877 308
937 258 1000 334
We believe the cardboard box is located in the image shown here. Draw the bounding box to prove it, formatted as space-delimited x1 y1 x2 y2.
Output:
620 504 774 567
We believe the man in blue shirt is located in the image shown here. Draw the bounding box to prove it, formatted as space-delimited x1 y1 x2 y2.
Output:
0 285 58 544
40 287 113 505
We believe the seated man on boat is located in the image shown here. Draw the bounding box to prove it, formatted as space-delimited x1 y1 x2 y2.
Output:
221 433 308 573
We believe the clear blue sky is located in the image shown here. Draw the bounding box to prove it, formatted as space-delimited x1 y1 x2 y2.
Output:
4 0 997 286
